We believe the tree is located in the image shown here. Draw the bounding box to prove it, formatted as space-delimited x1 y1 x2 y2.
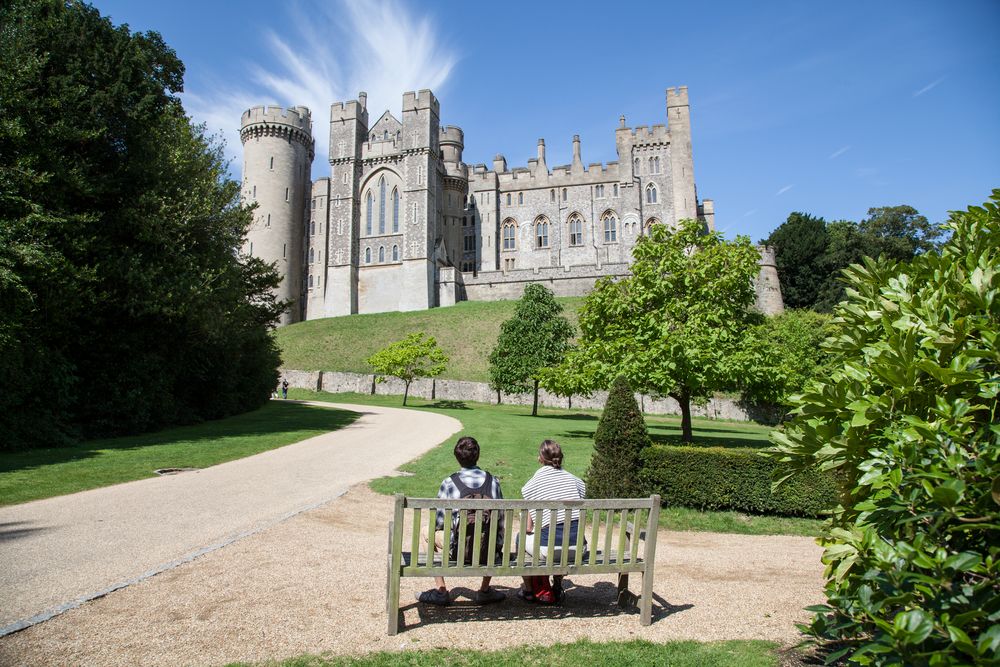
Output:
544 219 766 442
0 0 284 448
366 333 448 406
768 190 1000 664
587 376 651 498
740 310 834 406
859 204 944 261
762 212 829 309
488 284 574 416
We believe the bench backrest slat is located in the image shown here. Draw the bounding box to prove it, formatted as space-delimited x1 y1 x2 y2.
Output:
404 497 656 510
501 509 513 567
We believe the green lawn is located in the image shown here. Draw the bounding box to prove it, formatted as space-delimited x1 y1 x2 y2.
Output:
226 639 781 667
292 389 822 537
0 401 359 506
274 298 584 383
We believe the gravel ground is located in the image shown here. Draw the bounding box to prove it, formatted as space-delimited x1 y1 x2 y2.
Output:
0 484 825 667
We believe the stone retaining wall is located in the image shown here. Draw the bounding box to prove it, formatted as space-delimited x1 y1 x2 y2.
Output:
279 369 783 423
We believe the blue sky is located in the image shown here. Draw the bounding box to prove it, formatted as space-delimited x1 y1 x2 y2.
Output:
92 0 999 241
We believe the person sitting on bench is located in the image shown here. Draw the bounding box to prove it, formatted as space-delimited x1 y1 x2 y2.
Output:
416 436 506 606
518 439 587 604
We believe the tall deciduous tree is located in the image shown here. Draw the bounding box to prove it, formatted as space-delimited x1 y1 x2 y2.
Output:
488 284 574 416
769 191 999 663
0 0 284 449
545 219 766 442
366 333 448 406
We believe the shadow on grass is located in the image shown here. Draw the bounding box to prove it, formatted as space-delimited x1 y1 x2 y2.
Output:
403 580 691 630
555 428 766 450
0 402 361 475
426 400 471 410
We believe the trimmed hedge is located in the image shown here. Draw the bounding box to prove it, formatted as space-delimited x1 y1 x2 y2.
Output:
639 445 839 518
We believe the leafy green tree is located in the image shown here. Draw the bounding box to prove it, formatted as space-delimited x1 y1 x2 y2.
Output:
769 191 1000 664
544 219 766 442
741 310 834 406
762 212 829 309
366 333 448 406
588 376 651 498
859 204 944 261
488 284 574 416
0 0 283 448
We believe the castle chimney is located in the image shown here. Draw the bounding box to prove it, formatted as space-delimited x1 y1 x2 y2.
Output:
358 91 367 110
537 138 546 162
619 115 626 128
571 134 583 172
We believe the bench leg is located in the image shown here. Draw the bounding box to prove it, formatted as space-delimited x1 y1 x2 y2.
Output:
640 568 654 626
617 573 630 608
387 521 402 635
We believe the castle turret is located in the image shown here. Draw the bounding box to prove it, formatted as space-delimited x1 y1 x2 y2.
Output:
240 105 314 325
667 87 697 223
756 246 785 315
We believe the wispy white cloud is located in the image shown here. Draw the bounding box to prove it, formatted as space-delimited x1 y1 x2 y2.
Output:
829 145 851 159
743 209 757 218
913 77 945 97
184 0 456 175
775 185 793 196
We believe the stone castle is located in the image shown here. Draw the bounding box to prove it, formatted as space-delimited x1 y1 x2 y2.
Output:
239 87 783 325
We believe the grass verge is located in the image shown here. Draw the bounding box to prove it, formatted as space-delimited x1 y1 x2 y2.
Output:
0 401 359 506
225 638 781 667
291 389 822 537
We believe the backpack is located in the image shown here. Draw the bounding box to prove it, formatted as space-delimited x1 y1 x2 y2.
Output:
449 472 497 565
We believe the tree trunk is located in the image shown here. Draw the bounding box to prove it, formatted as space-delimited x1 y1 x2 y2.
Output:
671 390 693 443
403 381 410 406
532 379 539 416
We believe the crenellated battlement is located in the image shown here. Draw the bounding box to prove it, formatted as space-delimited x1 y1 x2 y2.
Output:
240 105 314 156
402 89 440 114
666 86 689 107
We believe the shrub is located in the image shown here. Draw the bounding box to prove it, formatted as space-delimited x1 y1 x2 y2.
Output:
769 191 1000 664
639 445 838 517
587 376 650 498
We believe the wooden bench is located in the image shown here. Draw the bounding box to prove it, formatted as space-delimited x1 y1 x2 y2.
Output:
385 494 660 634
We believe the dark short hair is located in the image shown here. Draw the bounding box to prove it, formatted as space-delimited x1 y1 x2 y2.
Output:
454 436 480 468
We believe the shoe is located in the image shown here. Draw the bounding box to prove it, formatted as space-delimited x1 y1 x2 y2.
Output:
534 589 557 605
516 587 535 603
417 588 450 605
474 587 506 605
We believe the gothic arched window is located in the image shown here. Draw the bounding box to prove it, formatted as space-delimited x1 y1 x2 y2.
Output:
602 211 618 243
365 247 371 263
391 188 399 232
379 246 385 262
366 191 373 235
644 217 661 235
646 183 658 204
654 156 660 173
501 219 517 251
506 193 511 206
634 157 640 173
309 248 314 263
378 177 386 234
518 192 523 205
308 274 313 288
568 214 583 246
535 217 549 248
392 244 399 261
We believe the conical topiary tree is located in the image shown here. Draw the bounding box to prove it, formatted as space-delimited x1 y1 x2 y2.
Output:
587 376 651 498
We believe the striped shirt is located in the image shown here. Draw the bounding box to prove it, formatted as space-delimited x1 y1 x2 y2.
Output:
521 466 586 529
435 467 505 545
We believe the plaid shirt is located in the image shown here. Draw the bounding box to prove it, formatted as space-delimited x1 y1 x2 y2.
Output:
435 467 505 548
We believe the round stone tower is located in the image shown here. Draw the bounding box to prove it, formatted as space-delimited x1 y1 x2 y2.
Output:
755 245 785 316
240 105 314 325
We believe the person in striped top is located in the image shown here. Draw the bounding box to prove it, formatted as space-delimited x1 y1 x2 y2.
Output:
518 439 587 604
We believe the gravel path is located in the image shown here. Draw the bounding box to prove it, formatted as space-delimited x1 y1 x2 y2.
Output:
0 401 462 636
0 484 825 667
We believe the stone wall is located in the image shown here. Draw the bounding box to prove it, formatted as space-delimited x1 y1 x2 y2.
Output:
279 369 783 423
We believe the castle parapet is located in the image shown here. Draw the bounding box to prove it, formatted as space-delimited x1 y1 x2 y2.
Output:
240 105 314 156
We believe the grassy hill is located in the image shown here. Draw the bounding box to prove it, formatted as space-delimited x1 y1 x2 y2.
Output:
275 298 584 383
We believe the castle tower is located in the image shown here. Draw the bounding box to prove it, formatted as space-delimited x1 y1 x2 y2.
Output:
666 87 697 223
756 246 785 315
440 125 470 270
399 89 441 311
325 93 370 317
240 105 314 325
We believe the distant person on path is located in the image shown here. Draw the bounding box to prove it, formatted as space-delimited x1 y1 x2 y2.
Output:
417 436 506 606
281 379 289 399
518 439 587 604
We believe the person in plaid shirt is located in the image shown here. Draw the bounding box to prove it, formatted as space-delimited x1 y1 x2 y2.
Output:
417 436 506 606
